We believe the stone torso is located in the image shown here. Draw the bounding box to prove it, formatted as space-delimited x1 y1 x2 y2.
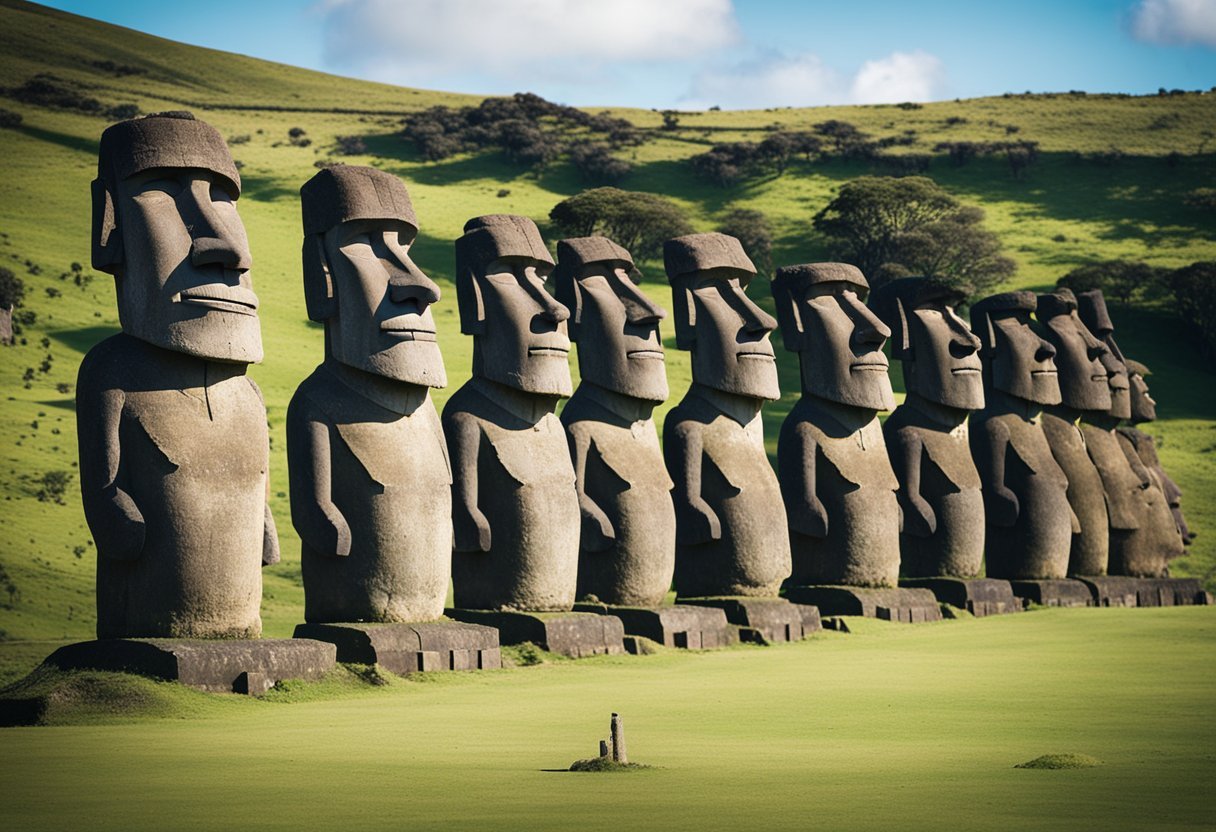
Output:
445 382 580 611
883 403 983 579
665 390 790 598
291 367 452 623
783 397 900 587
562 387 675 607
970 404 1072 580
1041 410 1109 576
85 334 267 638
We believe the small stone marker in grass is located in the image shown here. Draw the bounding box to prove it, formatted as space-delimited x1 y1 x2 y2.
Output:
1015 753 1102 769
569 713 651 771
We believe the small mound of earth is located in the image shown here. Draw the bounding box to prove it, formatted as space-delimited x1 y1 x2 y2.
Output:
1015 753 1102 770
569 757 651 772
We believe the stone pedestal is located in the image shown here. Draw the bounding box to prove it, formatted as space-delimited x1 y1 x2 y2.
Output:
1131 577 1212 607
1074 576 1141 607
784 586 943 623
293 620 500 674
676 597 817 644
1008 579 1092 608
899 577 1021 617
444 609 624 658
573 602 737 649
42 638 336 694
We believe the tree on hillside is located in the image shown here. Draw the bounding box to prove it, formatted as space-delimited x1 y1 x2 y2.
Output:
717 208 773 275
812 176 1014 297
549 188 692 260
1169 261 1216 361
568 142 632 184
1057 260 1168 307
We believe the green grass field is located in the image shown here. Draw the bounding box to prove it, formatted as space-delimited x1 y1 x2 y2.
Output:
3 607 1215 831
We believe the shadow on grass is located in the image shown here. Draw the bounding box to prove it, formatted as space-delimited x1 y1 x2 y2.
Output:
49 324 119 355
16 124 98 156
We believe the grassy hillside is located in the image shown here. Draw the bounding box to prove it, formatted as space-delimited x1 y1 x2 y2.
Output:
0 0 1214 644
3 607 1216 831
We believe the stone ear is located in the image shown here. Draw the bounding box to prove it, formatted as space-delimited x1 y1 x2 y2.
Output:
302 236 337 322
671 282 697 350
770 278 804 352
91 178 123 274
456 267 486 336
894 296 912 359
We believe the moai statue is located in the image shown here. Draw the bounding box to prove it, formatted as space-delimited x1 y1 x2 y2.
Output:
662 233 790 600
443 215 580 611
773 263 900 588
78 112 277 639
1120 359 1194 544
1076 290 1183 577
288 166 451 624
1035 289 1112 577
969 292 1077 584
552 236 676 607
868 277 985 579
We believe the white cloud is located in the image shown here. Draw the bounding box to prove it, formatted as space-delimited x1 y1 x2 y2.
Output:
850 50 946 105
683 50 945 110
318 0 741 84
1130 0 1216 47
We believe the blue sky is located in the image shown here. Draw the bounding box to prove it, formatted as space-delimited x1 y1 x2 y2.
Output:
42 0 1216 109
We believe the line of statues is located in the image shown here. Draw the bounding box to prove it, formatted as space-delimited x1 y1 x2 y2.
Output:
77 113 1194 640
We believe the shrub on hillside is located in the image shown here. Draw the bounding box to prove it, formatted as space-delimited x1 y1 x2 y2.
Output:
1057 260 1168 307
716 208 772 275
1169 262 1216 361
549 188 692 260
568 142 632 184
0 108 22 128
1184 188 1216 212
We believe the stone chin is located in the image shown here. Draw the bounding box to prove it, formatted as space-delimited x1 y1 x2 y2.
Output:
353 340 448 389
710 353 780 401
595 354 669 403
506 353 574 397
1024 371 1063 407
132 312 264 364
932 368 985 411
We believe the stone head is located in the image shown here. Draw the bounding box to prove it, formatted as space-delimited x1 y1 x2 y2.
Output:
1077 289 1131 421
1124 359 1157 423
1035 288 1110 412
91 112 261 363
971 291 1061 406
455 215 571 397
664 233 779 401
869 276 983 411
553 236 667 403
772 263 895 411
300 166 446 389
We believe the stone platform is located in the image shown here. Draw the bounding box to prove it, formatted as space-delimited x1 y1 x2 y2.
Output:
1008 579 1093 608
42 638 337 694
900 577 1021 617
444 609 624 658
1074 575 1141 607
573 602 737 649
676 597 818 643
784 585 943 623
1125 577 1211 607
294 620 500 674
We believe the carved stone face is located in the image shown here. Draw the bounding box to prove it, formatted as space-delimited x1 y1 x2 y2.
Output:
794 282 895 411
573 263 668 402
906 297 983 410
1101 349 1132 421
989 312 1061 405
115 167 262 363
1041 310 1110 412
685 267 779 401
476 256 572 397
1129 370 1157 423
323 218 446 388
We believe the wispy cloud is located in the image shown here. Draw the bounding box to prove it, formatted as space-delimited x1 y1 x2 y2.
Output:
1129 0 1216 48
684 49 946 109
318 0 740 85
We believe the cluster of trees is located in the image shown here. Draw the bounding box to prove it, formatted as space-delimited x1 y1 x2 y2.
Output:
401 92 639 180
548 188 692 260
2 73 138 120
813 176 1014 297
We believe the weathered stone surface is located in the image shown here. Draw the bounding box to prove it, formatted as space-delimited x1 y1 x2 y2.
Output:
1041 412 1110 576
555 237 675 607
574 602 737 649
81 112 276 639
773 263 900 588
784 586 943 623
869 278 985 579
290 167 451 624
445 609 624 658
1008 579 1092 608
1129 577 1212 607
43 638 336 693
1074 575 1142 607
663 233 790 599
900 577 1021 616
445 216 579 612
293 621 500 673
677 596 812 643
1122 359 1194 544
969 292 1072 580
